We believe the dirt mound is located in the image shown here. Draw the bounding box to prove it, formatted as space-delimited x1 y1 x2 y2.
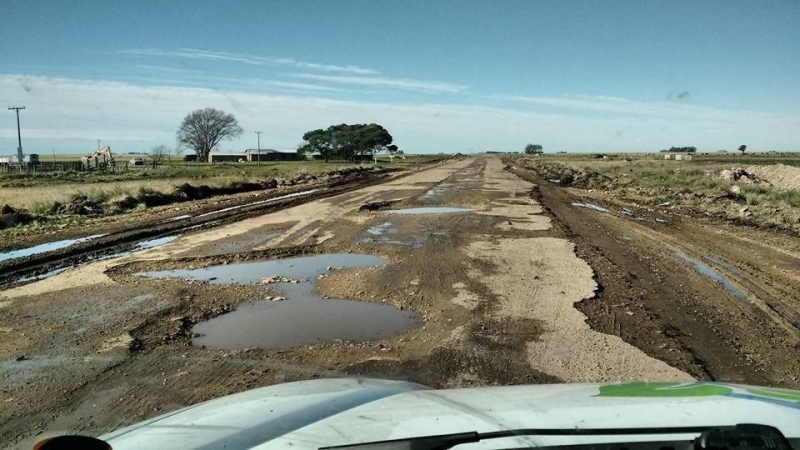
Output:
746 164 800 191
719 167 763 184
0 204 35 229
52 195 102 216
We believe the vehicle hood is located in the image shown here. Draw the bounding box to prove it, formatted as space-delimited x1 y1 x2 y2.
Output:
101 378 800 449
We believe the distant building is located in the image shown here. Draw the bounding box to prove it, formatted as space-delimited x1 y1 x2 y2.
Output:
664 153 693 161
244 149 297 162
208 151 245 163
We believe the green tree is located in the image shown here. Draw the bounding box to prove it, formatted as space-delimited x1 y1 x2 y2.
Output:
177 108 243 162
524 143 543 154
297 129 335 162
738 144 747 154
298 123 393 162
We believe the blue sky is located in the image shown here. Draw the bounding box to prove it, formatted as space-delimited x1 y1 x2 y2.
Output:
1 0 798 154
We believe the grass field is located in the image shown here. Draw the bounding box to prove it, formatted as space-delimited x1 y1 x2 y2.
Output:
512 152 800 234
0 154 444 213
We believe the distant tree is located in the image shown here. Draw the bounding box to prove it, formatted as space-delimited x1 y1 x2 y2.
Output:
149 145 170 166
297 123 393 162
177 108 243 162
524 143 543 154
297 129 335 162
738 144 747 154
664 146 697 153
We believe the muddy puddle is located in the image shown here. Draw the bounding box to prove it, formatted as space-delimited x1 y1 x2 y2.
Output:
417 182 457 202
671 249 749 303
390 206 472 215
571 202 609 213
135 254 420 349
359 220 448 248
0 234 107 263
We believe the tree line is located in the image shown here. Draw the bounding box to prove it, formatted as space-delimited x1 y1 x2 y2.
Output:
174 108 396 163
297 123 393 162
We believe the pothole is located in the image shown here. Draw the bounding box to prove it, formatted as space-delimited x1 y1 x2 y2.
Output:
134 254 421 349
0 233 107 263
671 249 749 303
358 220 449 249
389 207 473 215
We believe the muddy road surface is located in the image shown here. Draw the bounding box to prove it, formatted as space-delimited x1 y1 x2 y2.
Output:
3 157 799 447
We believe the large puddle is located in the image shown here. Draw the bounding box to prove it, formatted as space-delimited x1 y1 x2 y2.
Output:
671 249 749 303
135 254 420 349
0 234 107 263
389 207 472 215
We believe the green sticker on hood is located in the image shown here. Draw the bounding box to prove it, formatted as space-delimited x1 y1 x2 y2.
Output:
598 382 733 398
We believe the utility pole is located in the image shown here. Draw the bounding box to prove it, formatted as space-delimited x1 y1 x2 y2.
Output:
254 131 262 166
97 139 101 150
8 106 25 164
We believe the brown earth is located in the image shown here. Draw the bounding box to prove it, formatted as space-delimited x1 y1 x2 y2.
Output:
2 157 800 448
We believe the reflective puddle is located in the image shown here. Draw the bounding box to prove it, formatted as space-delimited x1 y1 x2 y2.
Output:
135 254 420 349
571 202 609 213
389 207 472 215
359 221 447 248
135 235 178 250
671 249 749 303
418 182 457 201
0 234 107 263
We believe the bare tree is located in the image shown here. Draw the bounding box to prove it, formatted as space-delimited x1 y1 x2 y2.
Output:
149 145 171 166
177 108 243 162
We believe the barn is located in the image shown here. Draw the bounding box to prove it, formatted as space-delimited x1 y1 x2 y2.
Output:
208 152 245 163
245 149 298 162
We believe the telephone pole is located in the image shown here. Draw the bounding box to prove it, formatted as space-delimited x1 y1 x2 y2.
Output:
8 106 25 164
254 131 262 166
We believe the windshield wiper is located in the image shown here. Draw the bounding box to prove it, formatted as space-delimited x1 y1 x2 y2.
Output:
320 424 792 450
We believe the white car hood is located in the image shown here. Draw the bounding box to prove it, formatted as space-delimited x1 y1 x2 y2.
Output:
101 379 800 450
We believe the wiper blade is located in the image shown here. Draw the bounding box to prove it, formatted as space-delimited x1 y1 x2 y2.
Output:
319 424 791 450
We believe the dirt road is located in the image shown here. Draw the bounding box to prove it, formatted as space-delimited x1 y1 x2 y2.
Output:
3 156 798 447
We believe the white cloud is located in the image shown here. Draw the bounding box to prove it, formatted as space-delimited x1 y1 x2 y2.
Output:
1 75 797 154
123 48 378 75
290 73 467 93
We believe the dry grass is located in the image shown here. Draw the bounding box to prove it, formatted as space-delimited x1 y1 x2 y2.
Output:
0 179 195 213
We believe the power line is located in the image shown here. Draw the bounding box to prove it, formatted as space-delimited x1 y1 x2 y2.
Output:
8 106 25 164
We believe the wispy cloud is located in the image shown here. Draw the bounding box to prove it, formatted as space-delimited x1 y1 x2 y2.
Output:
135 64 203 74
493 94 779 123
291 73 467 93
123 48 378 75
2 75 797 153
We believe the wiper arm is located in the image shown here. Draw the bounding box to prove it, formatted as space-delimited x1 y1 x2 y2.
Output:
320 424 791 450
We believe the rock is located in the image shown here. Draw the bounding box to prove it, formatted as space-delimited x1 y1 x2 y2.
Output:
0 204 15 215
730 185 742 194
15 355 27 362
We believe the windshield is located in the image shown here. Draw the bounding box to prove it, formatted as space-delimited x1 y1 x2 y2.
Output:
1 1 799 449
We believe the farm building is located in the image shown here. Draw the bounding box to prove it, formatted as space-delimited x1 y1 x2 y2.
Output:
208 152 245 163
245 149 297 162
663 153 693 161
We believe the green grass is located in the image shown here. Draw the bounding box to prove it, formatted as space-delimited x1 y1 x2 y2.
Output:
0 155 442 214
511 153 800 234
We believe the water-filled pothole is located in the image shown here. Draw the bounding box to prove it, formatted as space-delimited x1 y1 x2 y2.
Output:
135 254 420 349
359 221 448 248
0 234 107 263
389 207 472 215
671 249 749 303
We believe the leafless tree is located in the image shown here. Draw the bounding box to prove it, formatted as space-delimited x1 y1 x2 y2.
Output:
177 108 243 162
149 145 171 166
